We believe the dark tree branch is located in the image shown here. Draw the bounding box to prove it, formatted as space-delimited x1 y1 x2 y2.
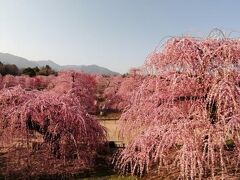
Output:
26 116 61 158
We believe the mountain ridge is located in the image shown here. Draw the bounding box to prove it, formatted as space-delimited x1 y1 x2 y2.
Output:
0 52 119 75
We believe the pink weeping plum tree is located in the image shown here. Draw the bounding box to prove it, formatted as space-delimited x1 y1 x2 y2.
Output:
99 73 143 113
51 71 97 113
99 75 123 112
0 71 106 167
115 31 240 179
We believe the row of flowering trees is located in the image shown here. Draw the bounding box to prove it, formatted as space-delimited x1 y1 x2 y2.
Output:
0 74 55 90
114 35 240 179
0 70 142 115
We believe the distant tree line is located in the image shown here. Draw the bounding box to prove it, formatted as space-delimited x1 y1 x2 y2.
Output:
0 62 57 77
0 62 19 76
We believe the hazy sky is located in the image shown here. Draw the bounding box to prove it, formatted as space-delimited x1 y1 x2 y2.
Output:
0 0 240 73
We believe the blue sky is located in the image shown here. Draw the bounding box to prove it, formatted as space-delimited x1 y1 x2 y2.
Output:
0 0 240 73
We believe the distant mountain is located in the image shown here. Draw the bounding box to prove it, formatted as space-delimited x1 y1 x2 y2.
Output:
62 64 119 75
0 53 38 68
36 60 61 70
0 52 119 75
